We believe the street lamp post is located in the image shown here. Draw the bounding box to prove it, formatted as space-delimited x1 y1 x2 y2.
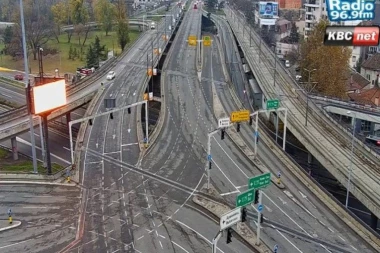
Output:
303 68 317 126
345 111 356 208
272 43 277 87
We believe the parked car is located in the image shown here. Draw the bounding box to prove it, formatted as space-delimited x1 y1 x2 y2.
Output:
14 74 24 81
150 22 156 29
107 71 116 80
285 60 290 68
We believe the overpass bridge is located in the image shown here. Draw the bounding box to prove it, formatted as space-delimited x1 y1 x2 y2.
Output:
225 8 380 225
0 16 175 142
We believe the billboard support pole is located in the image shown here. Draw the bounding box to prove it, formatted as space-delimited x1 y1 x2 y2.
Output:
20 0 38 174
42 113 52 174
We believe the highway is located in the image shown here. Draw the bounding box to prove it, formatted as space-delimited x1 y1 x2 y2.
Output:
0 184 80 253
226 6 380 224
203 14 375 252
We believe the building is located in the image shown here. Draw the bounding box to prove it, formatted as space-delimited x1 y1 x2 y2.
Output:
275 18 291 41
254 1 280 28
345 69 370 94
304 0 327 38
360 53 380 88
279 0 302 9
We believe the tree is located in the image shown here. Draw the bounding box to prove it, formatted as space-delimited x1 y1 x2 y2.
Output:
51 1 70 43
3 26 13 45
300 19 351 98
12 0 53 60
94 0 116 36
115 0 130 50
93 36 107 61
86 45 98 68
70 0 91 46
289 22 299 43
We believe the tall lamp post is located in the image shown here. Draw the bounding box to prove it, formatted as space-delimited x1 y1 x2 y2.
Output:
20 0 38 173
303 68 317 126
346 111 356 208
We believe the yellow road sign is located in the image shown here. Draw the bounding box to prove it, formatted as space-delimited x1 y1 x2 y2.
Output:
230 110 250 123
188 35 197 46
203 36 211 46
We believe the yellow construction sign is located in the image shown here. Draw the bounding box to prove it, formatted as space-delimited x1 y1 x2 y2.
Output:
188 35 197 46
143 93 149 100
230 110 250 123
203 36 211 46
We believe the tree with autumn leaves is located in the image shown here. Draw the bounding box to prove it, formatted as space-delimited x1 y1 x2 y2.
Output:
300 19 351 98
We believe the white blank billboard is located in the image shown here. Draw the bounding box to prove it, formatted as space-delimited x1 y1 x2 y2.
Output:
32 80 67 115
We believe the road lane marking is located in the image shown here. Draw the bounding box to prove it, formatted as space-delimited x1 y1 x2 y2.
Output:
275 227 303 253
171 240 190 253
220 190 239 196
351 245 358 251
22 206 60 209
16 137 70 164
211 159 240 190
63 146 70 151
338 235 346 242
0 239 32 250
121 142 139 147
159 241 163 249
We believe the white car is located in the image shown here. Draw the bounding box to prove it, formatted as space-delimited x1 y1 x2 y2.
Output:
150 22 156 29
106 71 116 80
285 60 290 68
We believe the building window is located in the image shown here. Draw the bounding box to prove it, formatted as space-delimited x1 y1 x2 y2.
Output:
367 74 371 80
352 56 356 62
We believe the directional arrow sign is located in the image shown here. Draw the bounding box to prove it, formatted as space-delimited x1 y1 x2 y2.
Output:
220 207 242 230
248 172 271 190
236 188 255 208
218 117 231 128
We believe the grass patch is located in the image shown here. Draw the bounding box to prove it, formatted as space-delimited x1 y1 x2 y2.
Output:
0 147 63 174
0 149 7 159
0 29 141 75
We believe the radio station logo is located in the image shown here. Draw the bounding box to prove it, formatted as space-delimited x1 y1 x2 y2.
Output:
324 26 380 46
326 0 375 21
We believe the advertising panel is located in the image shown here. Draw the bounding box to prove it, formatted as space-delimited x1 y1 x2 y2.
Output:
32 80 67 115
259 2 279 17
260 18 276 25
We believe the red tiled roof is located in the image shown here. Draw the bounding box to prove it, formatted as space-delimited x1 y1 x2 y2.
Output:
361 53 380 70
345 70 370 91
348 87 380 106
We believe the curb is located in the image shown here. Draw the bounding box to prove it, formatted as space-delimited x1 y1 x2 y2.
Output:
0 181 77 187
0 220 21 232
192 184 271 253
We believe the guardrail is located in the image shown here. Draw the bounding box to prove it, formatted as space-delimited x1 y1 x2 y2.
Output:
311 95 380 114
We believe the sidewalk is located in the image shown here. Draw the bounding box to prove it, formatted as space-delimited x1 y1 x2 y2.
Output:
0 219 21 232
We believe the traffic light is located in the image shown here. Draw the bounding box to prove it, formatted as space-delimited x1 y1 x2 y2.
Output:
260 214 264 224
110 113 113 119
226 228 233 244
254 190 259 204
241 207 247 222
221 129 225 140
128 108 131 114
89 119 93 126
237 123 240 132
249 117 253 126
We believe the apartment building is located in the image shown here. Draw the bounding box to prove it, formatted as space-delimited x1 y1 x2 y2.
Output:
304 0 327 38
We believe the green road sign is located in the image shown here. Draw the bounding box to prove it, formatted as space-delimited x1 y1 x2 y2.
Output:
249 172 271 190
236 188 255 208
267 99 279 110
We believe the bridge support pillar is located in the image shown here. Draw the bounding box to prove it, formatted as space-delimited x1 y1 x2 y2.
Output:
370 213 378 230
369 121 375 135
66 112 71 126
11 137 18 161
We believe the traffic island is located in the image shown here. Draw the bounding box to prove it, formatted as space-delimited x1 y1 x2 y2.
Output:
0 219 22 232
193 183 271 253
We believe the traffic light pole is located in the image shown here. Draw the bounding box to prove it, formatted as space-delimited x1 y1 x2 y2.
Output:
69 100 149 164
207 129 220 189
212 230 222 253
256 190 263 246
250 108 288 156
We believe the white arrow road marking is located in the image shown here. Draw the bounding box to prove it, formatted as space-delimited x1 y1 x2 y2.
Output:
278 197 287 205
109 93 113 97
128 129 131 133
299 191 317 209
112 134 116 139
264 205 273 212
285 190 317 219
133 90 136 96
299 191 307 199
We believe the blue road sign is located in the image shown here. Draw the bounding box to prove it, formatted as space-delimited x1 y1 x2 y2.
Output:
7 208 11 216
207 154 212 161
277 171 281 178
274 244 278 252
144 137 148 143
258 204 263 213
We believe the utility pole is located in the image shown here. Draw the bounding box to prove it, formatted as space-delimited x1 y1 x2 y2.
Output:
20 0 38 174
304 68 317 127
272 43 277 87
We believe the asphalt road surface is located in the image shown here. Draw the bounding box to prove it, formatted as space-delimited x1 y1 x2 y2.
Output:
0 185 80 253
208 14 375 253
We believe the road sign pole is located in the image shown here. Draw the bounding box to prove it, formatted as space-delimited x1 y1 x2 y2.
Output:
145 100 149 145
283 109 287 151
256 190 263 246
207 132 211 189
275 109 278 144
212 230 222 253
254 111 259 156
